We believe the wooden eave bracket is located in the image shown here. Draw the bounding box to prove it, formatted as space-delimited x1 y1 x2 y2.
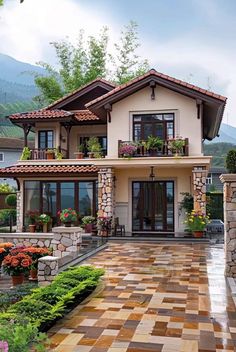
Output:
104 103 112 123
149 80 156 100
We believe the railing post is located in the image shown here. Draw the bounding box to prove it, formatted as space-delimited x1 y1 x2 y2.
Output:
118 140 122 158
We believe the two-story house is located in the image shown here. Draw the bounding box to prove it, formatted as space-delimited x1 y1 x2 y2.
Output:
0 69 227 235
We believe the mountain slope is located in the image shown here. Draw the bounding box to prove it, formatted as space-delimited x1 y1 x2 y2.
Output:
207 123 236 145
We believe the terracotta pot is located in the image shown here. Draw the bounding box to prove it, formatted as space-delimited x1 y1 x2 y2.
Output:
88 152 94 159
30 268 38 280
76 152 84 159
12 273 24 286
46 152 54 160
85 223 93 233
28 224 36 233
64 222 72 227
193 231 204 238
43 223 48 233
101 230 108 237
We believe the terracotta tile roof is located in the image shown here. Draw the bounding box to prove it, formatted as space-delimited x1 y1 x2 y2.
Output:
86 69 227 107
74 110 100 122
0 164 98 176
47 78 116 109
9 109 73 121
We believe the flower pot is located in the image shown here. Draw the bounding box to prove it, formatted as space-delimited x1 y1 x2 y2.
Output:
85 223 93 233
46 152 55 160
193 231 204 238
64 222 72 227
43 223 48 233
88 152 94 159
30 268 38 280
28 224 36 233
101 230 108 237
12 273 24 286
76 152 84 159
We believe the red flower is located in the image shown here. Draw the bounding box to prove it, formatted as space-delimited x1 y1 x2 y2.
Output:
64 213 69 217
21 259 31 267
11 258 20 267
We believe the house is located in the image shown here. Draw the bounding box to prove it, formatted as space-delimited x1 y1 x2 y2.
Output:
0 69 227 235
206 167 226 192
0 137 34 187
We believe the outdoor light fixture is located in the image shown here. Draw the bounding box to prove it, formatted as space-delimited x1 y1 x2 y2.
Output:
149 166 155 181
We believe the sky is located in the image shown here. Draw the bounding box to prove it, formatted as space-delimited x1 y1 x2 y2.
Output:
0 0 236 126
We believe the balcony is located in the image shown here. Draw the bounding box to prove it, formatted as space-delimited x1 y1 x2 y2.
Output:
30 148 67 160
118 138 189 158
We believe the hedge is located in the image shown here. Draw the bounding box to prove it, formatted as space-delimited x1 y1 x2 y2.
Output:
0 265 104 351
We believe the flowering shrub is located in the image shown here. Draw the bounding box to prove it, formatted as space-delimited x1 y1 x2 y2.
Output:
0 243 13 263
22 246 51 270
82 216 95 225
119 143 137 157
184 210 209 232
97 216 112 230
2 253 32 276
0 341 8 352
38 213 51 224
58 208 77 223
26 210 39 225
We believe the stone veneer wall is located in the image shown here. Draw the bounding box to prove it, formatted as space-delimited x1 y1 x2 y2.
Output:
51 227 82 258
0 234 53 248
192 166 207 213
97 167 115 219
220 174 236 277
38 256 59 286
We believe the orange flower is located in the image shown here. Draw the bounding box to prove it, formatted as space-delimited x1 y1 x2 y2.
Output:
21 258 31 267
11 258 20 267
0 248 5 254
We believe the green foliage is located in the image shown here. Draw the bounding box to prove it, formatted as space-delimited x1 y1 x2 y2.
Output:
82 216 96 225
0 209 16 224
226 149 236 173
0 320 48 352
179 192 194 213
0 183 15 193
0 283 36 312
5 193 17 207
203 142 236 168
146 136 163 150
20 147 31 160
34 22 149 104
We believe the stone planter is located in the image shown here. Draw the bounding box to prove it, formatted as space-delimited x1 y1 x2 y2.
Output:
64 222 72 227
12 273 24 286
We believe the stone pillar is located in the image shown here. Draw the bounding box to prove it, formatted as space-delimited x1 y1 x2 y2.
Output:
220 174 236 277
16 191 22 232
51 226 82 258
97 168 115 218
192 166 207 213
38 256 59 286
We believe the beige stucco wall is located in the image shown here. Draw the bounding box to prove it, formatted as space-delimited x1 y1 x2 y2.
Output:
115 167 192 233
35 122 61 148
108 85 201 158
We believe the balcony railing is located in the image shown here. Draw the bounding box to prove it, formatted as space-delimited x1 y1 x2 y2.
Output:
118 138 189 158
30 148 67 160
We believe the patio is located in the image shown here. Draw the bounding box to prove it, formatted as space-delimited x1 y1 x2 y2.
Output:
48 241 235 352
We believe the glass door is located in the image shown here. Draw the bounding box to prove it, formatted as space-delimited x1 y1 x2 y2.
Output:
132 181 174 232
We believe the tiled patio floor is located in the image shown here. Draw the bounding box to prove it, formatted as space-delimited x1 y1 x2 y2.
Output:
48 242 236 352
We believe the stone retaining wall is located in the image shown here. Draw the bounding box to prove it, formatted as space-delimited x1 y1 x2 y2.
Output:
220 174 236 277
51 226 82 258
0 233 53 248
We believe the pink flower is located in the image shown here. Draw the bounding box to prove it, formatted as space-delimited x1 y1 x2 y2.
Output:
0 340 9 351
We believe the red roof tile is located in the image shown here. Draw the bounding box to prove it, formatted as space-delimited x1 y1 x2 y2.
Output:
0 164 98 176
74 110 100 122
86 69 227 107
9 109 73 121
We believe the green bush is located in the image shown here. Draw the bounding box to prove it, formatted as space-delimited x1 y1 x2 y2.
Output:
0 183 15 193
0 283 36 312
5 193 17 207
226 149 236 173
0 209 16 224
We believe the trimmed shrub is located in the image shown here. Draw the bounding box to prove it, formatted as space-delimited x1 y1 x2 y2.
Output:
0 209 16 224
226 149 236 173
5 193 17 207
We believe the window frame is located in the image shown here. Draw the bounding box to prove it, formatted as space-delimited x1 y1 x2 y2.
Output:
0 152 4 162
38 130 54 149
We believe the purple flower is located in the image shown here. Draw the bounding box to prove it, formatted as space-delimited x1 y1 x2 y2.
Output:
0 341 8 352
119 144 137 156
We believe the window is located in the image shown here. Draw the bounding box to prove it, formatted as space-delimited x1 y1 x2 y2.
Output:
24 181 40 226
79 181 94 217
206 174 213 185
133 113 174 141
0 152 4 162
79 136 107 157
38 130 54 149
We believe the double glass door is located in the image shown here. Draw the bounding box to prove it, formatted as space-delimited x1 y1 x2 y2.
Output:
132 181 174 232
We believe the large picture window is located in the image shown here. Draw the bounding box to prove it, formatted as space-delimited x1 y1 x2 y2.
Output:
133 113 174 141
24 180 97 226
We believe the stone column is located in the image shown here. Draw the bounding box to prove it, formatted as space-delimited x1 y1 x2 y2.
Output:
38 256 59 286
97 167 115 235
16 191 22 232
51 226 82 258
220 174 236 277
192 166 207 213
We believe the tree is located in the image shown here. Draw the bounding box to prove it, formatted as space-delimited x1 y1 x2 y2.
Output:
34 22 149 105
226 149 236 173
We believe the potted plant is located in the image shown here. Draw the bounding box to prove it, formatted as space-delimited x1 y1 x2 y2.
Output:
135 140 148 156
82 216 96 233
26 210 39 233
184 210 210 237
75 144 84 159
2 252 32 285
22 246 51 280
20 146 31 160
58 208 77 227
169 138 185 156
119 143 137 158
55 147 63 160
146 136 163 156
87 137 102 158
45 149 55 160
97 216 112 237
38 213 51 233
0 242 13 267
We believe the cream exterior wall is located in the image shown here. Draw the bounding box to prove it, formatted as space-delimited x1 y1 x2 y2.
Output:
107 85 201 158
115 167 192 233
35 122 61 148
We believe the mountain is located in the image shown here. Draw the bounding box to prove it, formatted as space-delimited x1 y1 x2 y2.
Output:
0 53 45 104
207 123 236 145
